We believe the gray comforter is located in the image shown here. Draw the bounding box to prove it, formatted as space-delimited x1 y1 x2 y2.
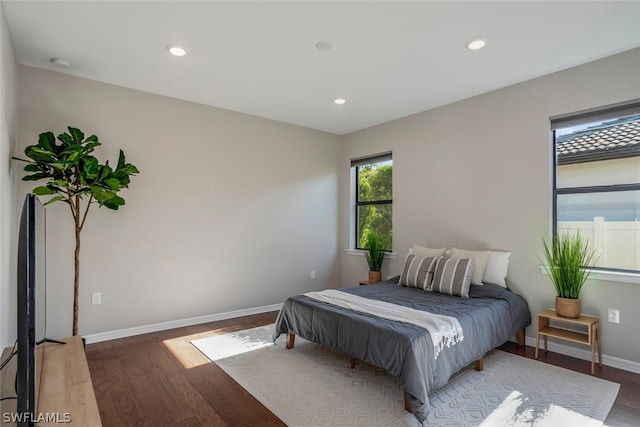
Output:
272 278 531 423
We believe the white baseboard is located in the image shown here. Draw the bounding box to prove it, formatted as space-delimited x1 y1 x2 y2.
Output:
524 335 640 374
83 303 283 345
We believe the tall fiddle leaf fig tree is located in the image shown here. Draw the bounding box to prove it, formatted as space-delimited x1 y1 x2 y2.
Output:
14 127 139 335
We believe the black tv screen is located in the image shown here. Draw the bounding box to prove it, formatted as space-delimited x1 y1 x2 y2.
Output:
16 193 47 427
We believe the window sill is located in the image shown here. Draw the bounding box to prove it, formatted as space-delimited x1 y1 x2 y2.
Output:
345 249 398 260
538 266 640 284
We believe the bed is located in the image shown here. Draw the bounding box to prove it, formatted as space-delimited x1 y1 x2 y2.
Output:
272 277 531 424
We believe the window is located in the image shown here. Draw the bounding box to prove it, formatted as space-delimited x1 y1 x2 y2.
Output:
351 153 392 251
552 101 640 272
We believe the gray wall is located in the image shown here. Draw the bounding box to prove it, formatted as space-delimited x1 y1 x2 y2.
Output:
0 2 17 348
13 67 341 338
339 48 640 364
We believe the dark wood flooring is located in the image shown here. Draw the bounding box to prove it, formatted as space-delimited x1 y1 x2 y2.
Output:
86 312 640 427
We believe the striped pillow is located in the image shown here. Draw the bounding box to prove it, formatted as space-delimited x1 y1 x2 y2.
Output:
399 254 438 290
432 257 475 297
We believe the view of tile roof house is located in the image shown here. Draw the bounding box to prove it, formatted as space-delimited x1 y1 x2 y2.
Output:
556 115 640 165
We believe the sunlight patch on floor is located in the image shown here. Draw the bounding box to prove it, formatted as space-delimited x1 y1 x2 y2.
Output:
162 329 227 369
480 390 601 426
191 331 273 362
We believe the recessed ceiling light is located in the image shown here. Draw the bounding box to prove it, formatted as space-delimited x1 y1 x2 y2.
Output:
465 37 487 50
316 41 332 51
50 57 70 69
166 44 186 57
334 98 346 105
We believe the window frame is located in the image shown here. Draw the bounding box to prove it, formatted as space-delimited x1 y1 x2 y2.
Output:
351 153 392 251
551 100 640 274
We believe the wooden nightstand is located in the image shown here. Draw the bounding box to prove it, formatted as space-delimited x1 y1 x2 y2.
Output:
535 308 602 375
359 280 371 286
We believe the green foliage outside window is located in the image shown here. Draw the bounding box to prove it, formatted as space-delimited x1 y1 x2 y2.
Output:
357 162 392 250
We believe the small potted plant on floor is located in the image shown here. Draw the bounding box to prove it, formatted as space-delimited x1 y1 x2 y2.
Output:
363 231 386 283
541 232 597 318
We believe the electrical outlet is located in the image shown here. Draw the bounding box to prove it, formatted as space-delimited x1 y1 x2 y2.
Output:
607 308 620 324
310 270 316 280
91 292 102 305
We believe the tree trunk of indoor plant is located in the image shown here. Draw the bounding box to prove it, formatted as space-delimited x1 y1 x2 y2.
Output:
73 196 81 336
556 296 580 318
73 227 80 336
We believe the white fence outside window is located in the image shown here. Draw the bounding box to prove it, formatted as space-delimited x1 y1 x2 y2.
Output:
558 217 640 270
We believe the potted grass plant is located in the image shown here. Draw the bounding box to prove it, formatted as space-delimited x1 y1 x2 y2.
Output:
363 231 386 283
541 232 597 318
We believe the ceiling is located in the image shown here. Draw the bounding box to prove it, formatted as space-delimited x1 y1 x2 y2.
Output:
3 1 640 135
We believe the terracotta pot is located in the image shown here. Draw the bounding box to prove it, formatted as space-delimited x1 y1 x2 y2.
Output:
556 296 581 318
369 271 382 283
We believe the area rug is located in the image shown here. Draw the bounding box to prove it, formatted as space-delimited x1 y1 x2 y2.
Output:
191 325 619 427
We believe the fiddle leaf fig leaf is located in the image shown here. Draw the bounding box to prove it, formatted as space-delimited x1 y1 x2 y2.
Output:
38 132 56 152
57 132 73 146
82 142 101 153
102 195 125 210
33 185 57 196
23 173 50 181
68 127 85 144
60 144 83 156
43 195 66 205
23 164 41 172
50 179 69 188
106 178 120 191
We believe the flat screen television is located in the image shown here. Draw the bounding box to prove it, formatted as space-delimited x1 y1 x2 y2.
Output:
15 193 47 427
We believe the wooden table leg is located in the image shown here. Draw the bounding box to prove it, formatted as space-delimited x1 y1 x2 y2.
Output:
535 333 540 359
543 335 548 353
597 323 602 367
590 324 596 375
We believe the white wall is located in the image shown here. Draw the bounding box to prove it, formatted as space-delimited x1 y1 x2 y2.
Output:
0 2 18 348
16 66 341 338
339 48 640 363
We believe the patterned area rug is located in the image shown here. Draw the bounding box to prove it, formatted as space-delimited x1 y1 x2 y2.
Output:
191 325 619 427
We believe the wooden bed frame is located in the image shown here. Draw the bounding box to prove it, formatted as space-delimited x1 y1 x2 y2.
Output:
285 328 526 413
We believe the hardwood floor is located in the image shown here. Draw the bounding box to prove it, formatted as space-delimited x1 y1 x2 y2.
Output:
86 312 640 427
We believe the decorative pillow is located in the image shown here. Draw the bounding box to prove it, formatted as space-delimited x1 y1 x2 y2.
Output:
483 251 511 287
399 254 438 290
431 257 475 297
450 248 491 286
412 244 446 258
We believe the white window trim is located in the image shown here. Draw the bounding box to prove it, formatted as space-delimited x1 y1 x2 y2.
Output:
538 265 640 284
345 248 397 259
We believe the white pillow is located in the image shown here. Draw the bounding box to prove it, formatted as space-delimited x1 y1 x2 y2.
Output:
412 244 446 258
483 251 511 287
450 248 491 286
